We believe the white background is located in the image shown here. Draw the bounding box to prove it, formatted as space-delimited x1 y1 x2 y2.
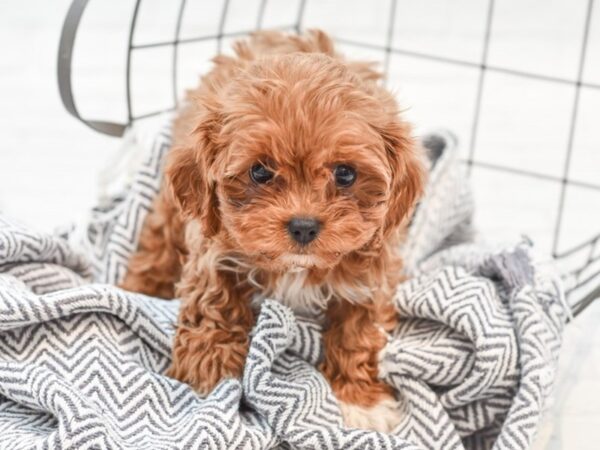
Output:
0 1 599 447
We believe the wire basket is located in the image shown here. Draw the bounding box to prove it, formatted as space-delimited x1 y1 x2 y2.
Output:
57 0 600 317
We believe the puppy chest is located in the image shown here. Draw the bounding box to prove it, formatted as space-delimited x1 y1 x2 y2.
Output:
253 269 332 318
251 269 373 318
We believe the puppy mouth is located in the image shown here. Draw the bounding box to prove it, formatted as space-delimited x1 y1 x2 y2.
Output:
279 253 321 269
255 248 345 270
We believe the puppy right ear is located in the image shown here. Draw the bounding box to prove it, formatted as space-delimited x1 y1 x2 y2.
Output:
166 112 222 238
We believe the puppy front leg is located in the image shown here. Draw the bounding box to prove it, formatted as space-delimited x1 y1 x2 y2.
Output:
167 262 254 395
321 300 403 433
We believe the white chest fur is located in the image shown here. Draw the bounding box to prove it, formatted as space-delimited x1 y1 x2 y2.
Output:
252 269 331 318
252 268 373 318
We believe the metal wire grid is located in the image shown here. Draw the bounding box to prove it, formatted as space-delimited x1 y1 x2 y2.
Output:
58 0 600 316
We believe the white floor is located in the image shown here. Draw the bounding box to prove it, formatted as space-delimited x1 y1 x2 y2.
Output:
0 0 599 447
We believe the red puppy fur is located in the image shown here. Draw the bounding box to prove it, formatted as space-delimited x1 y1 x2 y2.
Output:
121 30 425 432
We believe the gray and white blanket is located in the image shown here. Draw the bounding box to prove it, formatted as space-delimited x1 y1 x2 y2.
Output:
0 122 566 449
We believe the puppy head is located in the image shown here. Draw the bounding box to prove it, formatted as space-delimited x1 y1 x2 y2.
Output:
168 53 424 271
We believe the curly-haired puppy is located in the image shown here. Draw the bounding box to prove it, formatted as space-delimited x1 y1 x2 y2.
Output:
121 30 425 432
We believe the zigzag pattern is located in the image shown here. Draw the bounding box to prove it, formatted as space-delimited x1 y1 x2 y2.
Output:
77 126 172 285
0 121 566 449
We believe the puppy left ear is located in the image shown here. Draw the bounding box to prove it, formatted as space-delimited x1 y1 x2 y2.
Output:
166 108 223 238
378 119 426 237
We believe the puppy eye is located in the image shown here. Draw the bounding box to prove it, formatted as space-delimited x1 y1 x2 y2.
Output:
250 163 274 184
333 164 357 187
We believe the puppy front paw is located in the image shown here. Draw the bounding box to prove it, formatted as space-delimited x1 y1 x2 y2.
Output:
167 323 248 395
338 395 405 433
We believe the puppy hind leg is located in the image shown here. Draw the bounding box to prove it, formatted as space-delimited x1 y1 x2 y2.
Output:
120 190 186 299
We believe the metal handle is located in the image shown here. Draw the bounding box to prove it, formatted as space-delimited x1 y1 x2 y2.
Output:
57 0 127 137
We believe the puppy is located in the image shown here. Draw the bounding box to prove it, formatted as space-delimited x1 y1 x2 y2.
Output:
121 30 425 432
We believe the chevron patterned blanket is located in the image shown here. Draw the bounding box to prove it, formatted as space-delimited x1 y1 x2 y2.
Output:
0 123 566 449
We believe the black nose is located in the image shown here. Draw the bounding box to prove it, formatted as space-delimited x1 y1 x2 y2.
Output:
287 217 320 245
